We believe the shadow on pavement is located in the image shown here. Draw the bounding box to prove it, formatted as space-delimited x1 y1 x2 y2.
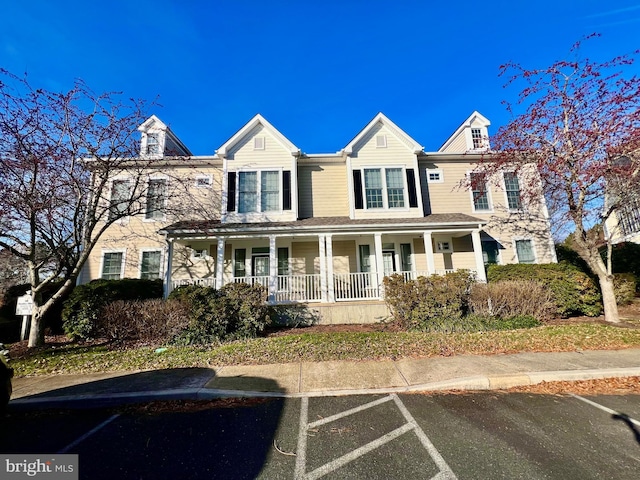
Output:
612 413 640 445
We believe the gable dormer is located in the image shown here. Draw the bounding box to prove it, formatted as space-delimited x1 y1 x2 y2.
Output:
342 113 424 220
439 111 491 153
217 114 300 223
137 115 192 158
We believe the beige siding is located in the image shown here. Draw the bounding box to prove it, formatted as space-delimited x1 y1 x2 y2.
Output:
441 133 468 153
226 124 294 169
298 163 349 218
291 241 320 274
331 240 357 274
413 238 427 272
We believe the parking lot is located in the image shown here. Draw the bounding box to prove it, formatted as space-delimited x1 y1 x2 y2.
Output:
2 392 639 479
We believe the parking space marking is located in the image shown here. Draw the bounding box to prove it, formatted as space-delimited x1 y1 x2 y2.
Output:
294 394 457 480
57 414 120 454
570 394 640 427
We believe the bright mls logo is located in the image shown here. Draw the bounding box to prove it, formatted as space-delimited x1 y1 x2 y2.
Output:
2 455 78 479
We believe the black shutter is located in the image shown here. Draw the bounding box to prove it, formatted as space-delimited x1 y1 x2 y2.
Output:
227 172 236 212
283 170 292 210
353 170 364 210
406 169 418 208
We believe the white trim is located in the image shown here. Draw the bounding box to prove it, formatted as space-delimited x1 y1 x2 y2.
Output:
216 114 299 157
434 237 453 253
138 248 164 280
234 168 284 215
375 134 387 148
426 168 444 184
501 170 523 212
343 113 423 155
190 247 209 260
361 166 410 211
513 237 537 264
439 111 491 152
143 175 168 222
195 174 213 188
253 137 265 150
106 177 133 225
100 249 127 280
467 170 494 214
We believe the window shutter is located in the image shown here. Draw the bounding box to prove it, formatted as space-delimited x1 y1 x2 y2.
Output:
227 172 236 212
283 170 292 210
353 170 364 210
406 169 418 208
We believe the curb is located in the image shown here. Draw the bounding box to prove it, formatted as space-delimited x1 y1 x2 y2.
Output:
8 367 640 410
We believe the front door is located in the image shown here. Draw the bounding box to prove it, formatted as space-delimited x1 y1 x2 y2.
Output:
252 255 269 277
382 251 396 276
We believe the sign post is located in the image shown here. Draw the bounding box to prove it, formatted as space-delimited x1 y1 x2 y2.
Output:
15 292 34 341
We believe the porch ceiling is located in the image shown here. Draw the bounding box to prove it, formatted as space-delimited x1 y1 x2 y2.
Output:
159 214 485 238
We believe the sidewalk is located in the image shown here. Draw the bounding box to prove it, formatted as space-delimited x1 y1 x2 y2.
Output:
9 348 640 409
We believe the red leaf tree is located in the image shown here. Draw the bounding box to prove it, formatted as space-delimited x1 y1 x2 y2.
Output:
473 36 640 323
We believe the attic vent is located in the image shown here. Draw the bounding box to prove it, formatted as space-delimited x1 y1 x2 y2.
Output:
254 137 265 150
375 135 387 148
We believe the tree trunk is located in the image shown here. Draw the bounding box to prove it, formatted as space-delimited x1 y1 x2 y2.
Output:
27 304 47 348
597 274 620 324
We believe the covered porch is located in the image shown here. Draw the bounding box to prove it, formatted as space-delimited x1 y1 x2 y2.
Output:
160 215 488 304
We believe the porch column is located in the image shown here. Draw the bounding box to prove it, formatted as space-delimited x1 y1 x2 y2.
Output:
423 232 435 275
325 234 335 302
215 238 225 289
164 238 174 298
269 235 277 303
374 233 384 292
318 234 328 302
471 229 487 282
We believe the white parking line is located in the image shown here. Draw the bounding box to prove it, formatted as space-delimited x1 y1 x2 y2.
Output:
570 394 640 427
294 395 457 480
58 414 120 454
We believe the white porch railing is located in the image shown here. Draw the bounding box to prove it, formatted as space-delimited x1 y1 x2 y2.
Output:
233 276 269 288
333 272 380 301
170 277 217 294
276 274 322 302
399 270 456 281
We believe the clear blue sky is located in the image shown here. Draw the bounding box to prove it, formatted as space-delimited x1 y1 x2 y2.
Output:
2 1 639 155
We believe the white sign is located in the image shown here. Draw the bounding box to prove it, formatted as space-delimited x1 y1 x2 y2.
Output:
16 294 34 316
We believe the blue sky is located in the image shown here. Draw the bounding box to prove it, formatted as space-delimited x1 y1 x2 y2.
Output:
1 1 639 155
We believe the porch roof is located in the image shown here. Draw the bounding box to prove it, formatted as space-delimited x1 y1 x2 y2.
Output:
159 214 486 237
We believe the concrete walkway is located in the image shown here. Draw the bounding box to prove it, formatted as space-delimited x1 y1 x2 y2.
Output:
9 348 640 409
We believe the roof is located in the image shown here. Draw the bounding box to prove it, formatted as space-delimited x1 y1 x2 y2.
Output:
160 214 486 237
438 111 490 153
216 114 300 157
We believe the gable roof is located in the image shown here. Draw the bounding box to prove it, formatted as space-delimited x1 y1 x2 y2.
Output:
216 114 300 157
137 115 193 156
342 112 424 155
438 111 490 153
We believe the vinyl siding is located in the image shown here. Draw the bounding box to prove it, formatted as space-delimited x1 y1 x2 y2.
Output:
298 163 349 218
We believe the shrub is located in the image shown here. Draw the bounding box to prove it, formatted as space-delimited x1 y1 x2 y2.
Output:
98 299 189 342
170 282 270 345
383 271 474 331
404 314 541 334
613 273 636 306
469 280 556 321
62 278 163 340
487 263 602 317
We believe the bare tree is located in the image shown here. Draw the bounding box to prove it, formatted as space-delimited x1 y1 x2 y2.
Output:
469 35 640 323
0 70 207 346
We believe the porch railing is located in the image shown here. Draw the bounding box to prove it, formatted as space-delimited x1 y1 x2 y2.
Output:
233 275 269 288
333 272 379 301
170 277 217 293
276 274 322 302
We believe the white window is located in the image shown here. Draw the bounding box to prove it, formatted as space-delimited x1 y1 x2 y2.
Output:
145 179 167 220
146 133 160 155
253 137 265 150
102 252 124 280
503 172 522 210
109 179 132 220
191 248 208 259
435 239 453 253
470 173 491 212
471 128 483 149
140 251 162 280
375 135 387 148
363 167 406 209
195 175 212 188
427 169 444 183
515 239 535 264
238 170 280 213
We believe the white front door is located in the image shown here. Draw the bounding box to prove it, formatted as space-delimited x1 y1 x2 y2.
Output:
253 255 270 277
382 251 396 276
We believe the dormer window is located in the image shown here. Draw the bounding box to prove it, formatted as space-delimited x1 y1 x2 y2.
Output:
146 133 160 155
471 128 483 149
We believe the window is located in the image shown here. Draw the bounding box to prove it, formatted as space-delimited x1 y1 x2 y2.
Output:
471 128 483 149
436 240 453 253
359 245 371 273
234 249 246 277
515 239 535 264
427 169 443 183
400 243 412 272
385 168 405 208
109 180 131 220
375 135 387 148
195 175 212 188
503 172 522 210
145 179 166 220
278 247 289 276
363 168 405 209
140 251 161 279
481 240 499 265
470 173 490 211
102 252 123 280
251 247 269 276
237 170 280 213
191 248 208 259
146 133 160 155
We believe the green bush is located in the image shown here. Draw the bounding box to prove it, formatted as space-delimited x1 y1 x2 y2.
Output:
487 263 602 317
170 282 270 345
469 280 556 321
62 278 163 340
383 271 474 331
613 273 636 306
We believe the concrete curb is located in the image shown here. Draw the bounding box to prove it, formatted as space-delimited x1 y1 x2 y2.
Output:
8 366 640 410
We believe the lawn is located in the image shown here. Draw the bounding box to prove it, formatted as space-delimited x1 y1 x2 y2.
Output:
9 323 640 377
